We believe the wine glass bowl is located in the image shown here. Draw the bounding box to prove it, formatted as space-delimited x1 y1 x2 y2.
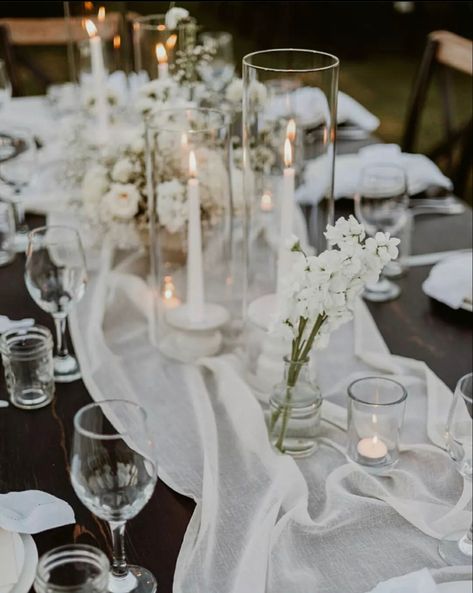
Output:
71 400 158 593
25 226 87 382
438 372 472 565
355 163 408 302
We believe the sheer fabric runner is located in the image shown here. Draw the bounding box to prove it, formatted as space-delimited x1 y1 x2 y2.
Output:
68 245 472 593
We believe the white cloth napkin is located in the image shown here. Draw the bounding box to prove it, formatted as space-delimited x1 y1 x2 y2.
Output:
0 491 75 534
423 251 473 310
297 144 453 204
0 316 34 334
265 88 380 131
366 569 437 593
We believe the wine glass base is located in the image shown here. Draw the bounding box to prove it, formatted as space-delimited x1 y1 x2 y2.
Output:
439 531 473 566
362 280 401 302
54 354 81 383
109 566 157 593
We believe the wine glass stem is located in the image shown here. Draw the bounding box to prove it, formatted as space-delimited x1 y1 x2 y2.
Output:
53 315 70 358
109 520 128 577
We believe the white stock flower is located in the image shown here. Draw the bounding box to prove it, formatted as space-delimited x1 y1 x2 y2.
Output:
102 183 140 220
248 80 267 110
165 7 190 30
111 158 134 183
365 232 400 264
156 179 187 233
81 164 109 216
225 78 243 105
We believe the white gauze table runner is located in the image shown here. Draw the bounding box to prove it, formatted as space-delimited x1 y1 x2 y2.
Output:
65 241 471 593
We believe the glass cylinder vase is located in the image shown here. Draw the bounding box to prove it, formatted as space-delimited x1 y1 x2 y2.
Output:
269 357 322 457
242 49 339 307
145 108 246 361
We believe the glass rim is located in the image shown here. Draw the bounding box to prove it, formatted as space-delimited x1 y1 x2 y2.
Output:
74 399 148 441
35 544 109 591
347 376 408 406
27 225 82 244
0 324 53 358
242 48 340 73
456 372 473 403
145 107 230 134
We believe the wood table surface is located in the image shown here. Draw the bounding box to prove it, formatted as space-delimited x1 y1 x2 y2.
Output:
0 205 471 592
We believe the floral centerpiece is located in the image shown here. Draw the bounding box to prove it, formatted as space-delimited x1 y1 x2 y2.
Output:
269 216 400 455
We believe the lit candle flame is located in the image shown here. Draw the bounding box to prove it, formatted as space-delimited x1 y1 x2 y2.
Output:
84 1 94 11
284 138 293 168
155 43 168 64
189 150 197 178
97 6 105 22
163 276 175 301
113 34 121 50
260 191 273 212
85 19 98 38
287 118 296 142
166 33 178 50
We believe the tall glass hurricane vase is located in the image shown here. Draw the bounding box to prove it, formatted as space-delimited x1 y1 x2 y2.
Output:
242 49 339 305
71 400 158 593
145 108 245 361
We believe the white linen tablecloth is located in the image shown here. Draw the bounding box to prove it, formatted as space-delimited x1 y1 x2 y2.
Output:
66 242 472 593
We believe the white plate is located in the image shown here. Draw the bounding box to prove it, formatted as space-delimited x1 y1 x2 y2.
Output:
438 582 472 593
10 535 38 593
0 530 24 593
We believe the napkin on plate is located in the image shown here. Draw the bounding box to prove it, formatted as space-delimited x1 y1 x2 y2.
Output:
297 144 453 205
365 569 438 593
0 490 75 534
0 316 35 334
264 88 380 131
423 251 473 310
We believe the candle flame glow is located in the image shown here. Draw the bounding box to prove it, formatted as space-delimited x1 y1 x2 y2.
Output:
85 19 98 38
97 6 105 21
372 434 379 444
113 34 121 50
372 414 378 425
163 276 175 300
287 118 296 142
166 33 178 50
84 1 94 11
260 191 273 212
284 138 293 168
155 43 168 64
189 150 197 178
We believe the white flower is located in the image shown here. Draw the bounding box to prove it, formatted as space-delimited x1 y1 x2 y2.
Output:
102 183 140 220
365 232 400 264
111 158 134 183
156 179 187 233
324 214 365 246
248 80 267 110
225 78 243 105
165 7 190 30
81 164 109 216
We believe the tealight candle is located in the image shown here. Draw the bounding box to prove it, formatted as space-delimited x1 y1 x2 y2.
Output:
162 275 181 309
357 435 388 461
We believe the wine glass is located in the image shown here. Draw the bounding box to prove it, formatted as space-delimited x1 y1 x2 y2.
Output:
25 226 87 383
71 400 158 593
198 31 235 93
354 163 409 302
0 128 37 251
439 372 472 565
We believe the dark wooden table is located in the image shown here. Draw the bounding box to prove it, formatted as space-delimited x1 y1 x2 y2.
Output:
0 206 471 592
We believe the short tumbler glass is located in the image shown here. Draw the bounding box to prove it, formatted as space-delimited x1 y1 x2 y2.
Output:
34 544 110 593
0 325 55 409
347 376 407 473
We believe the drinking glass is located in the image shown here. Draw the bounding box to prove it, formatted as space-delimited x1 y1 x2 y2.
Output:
25 226 87 383
354 163 408 301
71 400 158 593
438 372 472 565
35 544 110 593
0 128 37 251
198 31 235 92
0 200 15 266
0 59 14 160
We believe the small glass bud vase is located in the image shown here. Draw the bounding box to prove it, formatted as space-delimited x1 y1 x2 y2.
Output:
269 357 322 458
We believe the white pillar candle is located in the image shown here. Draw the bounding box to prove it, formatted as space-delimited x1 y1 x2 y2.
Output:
186 150 204 322
357 435 388 460
85 19 109 143
155 43 169 79
277 127 295 292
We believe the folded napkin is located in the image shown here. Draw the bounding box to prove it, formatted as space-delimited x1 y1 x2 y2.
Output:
265 88 380 131
423 251 473 310
297 144 453 204
0 490 75 534
0 316 35 334
366 569 437 593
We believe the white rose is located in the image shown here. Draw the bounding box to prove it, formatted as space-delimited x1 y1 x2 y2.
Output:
225 78 243 105
103 183 141 220
111 158 134 183
165 7 190 30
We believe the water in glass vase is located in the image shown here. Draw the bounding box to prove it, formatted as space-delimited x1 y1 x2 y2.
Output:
269 357 322 458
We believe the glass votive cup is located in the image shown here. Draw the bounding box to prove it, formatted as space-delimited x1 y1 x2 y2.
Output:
34 544 110 593
347 376 407 473
0 325 55 409
0 201 16 267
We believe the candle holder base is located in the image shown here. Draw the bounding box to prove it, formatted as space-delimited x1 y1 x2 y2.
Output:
159 328 223 363
166 303 230 332
247 293 278 331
